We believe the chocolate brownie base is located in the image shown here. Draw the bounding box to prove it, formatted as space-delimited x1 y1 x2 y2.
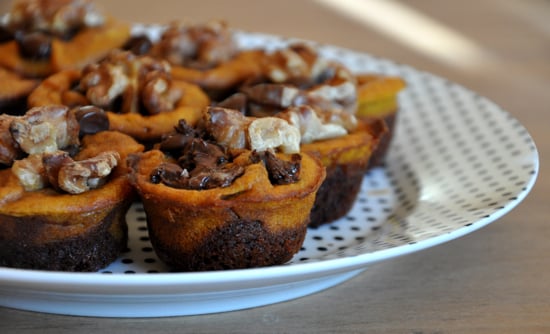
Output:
0 202 130 271
367 112 396 169
0 96 29 116
308 161 367 228
149 218 307 272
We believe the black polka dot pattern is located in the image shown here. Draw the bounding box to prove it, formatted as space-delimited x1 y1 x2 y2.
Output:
98 31 538 274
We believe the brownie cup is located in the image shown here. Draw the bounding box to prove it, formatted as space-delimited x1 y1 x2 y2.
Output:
129 107 325 271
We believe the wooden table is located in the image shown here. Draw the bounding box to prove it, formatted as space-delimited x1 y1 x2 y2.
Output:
1 0 549 332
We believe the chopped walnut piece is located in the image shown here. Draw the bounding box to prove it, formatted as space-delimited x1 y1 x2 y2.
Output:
9 105 80 155
80 62 130 109
301 77 357 114
264 44 325 84
240 83 300 109
11 153 47 191
261 43 358 115
277 105 357 144
6 0 105 37
248 117 300 154
10 119 58 154
11 149 119 193
42 150 73 191
141 71 183 115
205 107 301 154
205 107 251 150
57 151 119 194
153 20 237 69
79 50 179 115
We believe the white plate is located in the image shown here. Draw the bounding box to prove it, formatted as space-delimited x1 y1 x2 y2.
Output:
0 30 539 317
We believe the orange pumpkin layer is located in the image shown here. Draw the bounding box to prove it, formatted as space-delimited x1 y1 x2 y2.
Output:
170 50 265 94
356 74 406 168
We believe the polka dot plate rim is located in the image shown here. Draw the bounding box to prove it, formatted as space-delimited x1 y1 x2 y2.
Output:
0 30 539 318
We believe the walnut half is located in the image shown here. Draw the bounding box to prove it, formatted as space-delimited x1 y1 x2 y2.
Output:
9 105 79 155
204 107 301 154
79 50 180 115
57 151 120 194
6 0 106 37
12 150 120 194
277 105 357 144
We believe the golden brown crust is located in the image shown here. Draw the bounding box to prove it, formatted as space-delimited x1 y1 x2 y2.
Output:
106 80 208 142
131 149 325 271
0 67 40 114
170 49 265 92
0 67 40 101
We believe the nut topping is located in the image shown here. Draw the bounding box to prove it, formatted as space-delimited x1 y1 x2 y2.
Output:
4 104 120 194
152 20 237 69
11 153 47 191
57 150 119 194
240 83 300 109
205 106 251 150
248 117 300 154
282 104 358 143
5 0 105 38
264 44 323 84
79 50 181 115
150 110 304 190
141 71 183 115
11 147 120 194
256 43 358 115
277 105 349 144
9 105 79 155
205 106 301 154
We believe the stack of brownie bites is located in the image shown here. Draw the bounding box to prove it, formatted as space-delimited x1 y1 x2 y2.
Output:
0 0 405 272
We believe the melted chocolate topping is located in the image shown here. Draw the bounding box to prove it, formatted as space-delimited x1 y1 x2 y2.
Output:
151 119 302 190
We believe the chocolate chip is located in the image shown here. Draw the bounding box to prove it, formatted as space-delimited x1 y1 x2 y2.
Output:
150 162 187 187
158 120 201 154
123 35 153 55
158 133 190 152
251 150 301 185
73 106 110 136
15 31 52 60
0 26 14 43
